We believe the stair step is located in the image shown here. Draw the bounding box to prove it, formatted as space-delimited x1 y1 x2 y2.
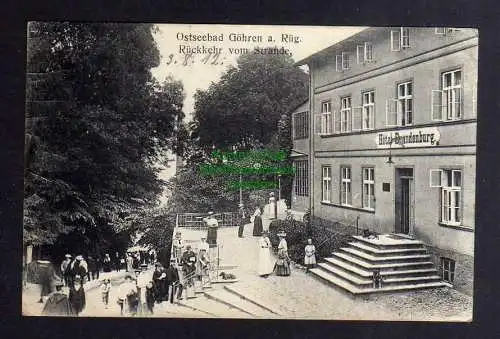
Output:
323 257 438 278
310 268 450 295
177 296 248 318
341 247 430 262
204 290 275 318
333 252 434 270
352 235 423 249
383 275 442 284
324 257 373 277
349 241 426 255
317 262 372 285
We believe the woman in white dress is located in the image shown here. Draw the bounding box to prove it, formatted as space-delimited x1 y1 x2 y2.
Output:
257 231 274 277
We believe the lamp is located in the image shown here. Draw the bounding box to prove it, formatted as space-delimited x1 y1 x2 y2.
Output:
386 151 394 165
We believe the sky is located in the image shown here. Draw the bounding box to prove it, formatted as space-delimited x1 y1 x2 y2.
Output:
152 24 365 184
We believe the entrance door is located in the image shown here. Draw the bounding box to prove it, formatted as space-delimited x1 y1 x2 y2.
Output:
395 168 414 235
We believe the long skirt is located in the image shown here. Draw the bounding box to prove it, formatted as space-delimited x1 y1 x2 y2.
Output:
252 216 263 236
275 251 291 276
207 227 217 246
304 254 317 266
258 248 274 276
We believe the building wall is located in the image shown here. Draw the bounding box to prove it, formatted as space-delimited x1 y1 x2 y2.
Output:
304 27 477 295
291 101 310 212
312 27 478 90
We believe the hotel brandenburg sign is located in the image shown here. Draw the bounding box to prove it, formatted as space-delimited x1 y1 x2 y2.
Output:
376 127 441 149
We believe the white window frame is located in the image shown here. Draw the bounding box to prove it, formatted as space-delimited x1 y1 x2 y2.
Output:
322 166 332 203
441 257 455 283
320 101 332 134
357 42 374 64
362 91 375 130
341 166 352 206
362 167 375 210
442 69 462 120
430 169 462 226
336 53 350 71
340 96 352 133
294 160 309 197
397 81 413 126
391 27 410 51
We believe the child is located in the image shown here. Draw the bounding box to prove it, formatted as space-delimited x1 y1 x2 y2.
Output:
100 279 111 309
304 238 317 272
373 269 383 289
145 281 155 315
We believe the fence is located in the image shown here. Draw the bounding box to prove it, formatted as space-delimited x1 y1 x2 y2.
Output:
175 212 240 229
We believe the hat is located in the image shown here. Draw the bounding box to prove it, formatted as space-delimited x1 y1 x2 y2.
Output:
277 231 287 237
208 211 214 215
75 255 83 260
65 254 72 258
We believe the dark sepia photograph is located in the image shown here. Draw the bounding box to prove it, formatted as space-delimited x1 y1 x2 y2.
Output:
22 23 477 321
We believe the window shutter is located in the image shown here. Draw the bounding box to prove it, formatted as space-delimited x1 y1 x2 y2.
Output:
335 55 342 72
431 90 443 121
314 113 323 135
333 109 341 133
356 45 364 64
430 169 443 187
385 99 398 126
391 30 401 51
352 106 363 131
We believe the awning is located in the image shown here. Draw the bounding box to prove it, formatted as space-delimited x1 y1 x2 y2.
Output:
289 149 308 158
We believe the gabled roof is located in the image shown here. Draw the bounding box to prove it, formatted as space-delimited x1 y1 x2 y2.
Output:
295 27 375 66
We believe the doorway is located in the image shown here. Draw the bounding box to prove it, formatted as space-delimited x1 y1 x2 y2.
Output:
395 168 414 235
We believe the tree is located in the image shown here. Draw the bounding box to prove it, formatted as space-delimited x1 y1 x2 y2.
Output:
192 51 308 150
24 22 184 259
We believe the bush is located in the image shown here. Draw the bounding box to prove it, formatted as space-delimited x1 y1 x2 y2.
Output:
268 219 308 264
310 221 356 261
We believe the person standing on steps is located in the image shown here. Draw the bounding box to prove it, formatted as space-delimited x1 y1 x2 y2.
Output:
252 206 263 236
304 238 317 273
258 231 274 277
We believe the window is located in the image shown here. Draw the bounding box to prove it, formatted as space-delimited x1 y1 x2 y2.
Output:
320 101 332 134
340 96 352 133
391 27 410 51
440 257 455 283
362 167 375 210
357 42 374 64
435 27 461 35
430 169 462 226
293 111 309 140
362 91 375 130
336 52 350 71
294 160 309 196
322 166 332 202
341 166 352 206
387 81 413 126
432 70 462 121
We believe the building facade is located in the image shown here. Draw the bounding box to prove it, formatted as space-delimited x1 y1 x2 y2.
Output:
293 27 477 295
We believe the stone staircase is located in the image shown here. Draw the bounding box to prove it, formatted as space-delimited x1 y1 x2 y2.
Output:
309 234 451 295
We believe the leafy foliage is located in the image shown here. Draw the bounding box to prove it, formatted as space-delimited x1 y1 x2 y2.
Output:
192 52 308 150
24 23 184 256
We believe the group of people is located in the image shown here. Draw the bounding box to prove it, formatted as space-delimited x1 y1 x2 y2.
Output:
257 230 292 277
